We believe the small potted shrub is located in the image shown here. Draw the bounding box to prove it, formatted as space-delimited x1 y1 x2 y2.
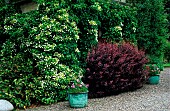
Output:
146 64 161 84
68 78 89 108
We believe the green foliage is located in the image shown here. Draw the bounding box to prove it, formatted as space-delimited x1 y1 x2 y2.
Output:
163 63 170 67
0 1 17 50
165 0 170 35
66 0 100 66
0 1 82 109
0 0 138 108
164 41 170 63
147 54 164 71
68 78 88 93
0 0 168 109
98 1 137 43
135 0 168 59
163 0 170 63
64 0 138 67
146 64 161 76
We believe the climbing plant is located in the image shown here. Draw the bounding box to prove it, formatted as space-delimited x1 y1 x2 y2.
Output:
0 1 82 108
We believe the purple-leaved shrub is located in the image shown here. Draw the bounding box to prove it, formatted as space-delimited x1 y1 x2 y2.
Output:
83 42 148 97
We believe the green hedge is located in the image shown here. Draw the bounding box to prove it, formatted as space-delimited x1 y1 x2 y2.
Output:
67 0 100 67
164 41 170 62
164 0 170 63
65 0 138 67
98 1 137 43
165 0 170 34
0 1 82 108
134 0 168 63
0 0 168 109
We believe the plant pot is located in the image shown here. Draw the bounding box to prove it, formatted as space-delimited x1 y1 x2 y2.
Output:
68 92 88 108
148 75 160 84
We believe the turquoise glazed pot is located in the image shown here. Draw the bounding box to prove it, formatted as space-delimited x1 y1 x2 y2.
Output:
148 75 160 84
68 92 88 108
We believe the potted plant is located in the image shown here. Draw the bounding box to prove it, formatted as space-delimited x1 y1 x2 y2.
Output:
146 64 161 84
68 78 89 108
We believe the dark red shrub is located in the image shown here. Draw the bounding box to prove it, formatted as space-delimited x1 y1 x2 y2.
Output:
83 42 149 97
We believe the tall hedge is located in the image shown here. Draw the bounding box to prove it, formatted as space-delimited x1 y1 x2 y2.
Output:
0 1 18 50
65 0 138 66
0 0 168 109
132 0 168 63
164 0 170 63
66 0 100 67
98 1 137 43
165 0 170 34
0 0 82 108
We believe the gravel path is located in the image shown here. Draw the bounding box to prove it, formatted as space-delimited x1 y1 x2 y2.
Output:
25 68 170 111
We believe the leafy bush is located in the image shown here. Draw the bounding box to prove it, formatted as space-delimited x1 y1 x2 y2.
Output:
0 0 139 108
65 0 138 67
0 1 17 50
0 1 82 109
66 0 100 67
135 0 168 59
0 0 167 109
164 42 170 63
98 1 138 43
83 42 148 97
165 0 170 37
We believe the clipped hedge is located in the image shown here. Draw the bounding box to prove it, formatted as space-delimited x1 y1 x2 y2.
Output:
0 1 82 108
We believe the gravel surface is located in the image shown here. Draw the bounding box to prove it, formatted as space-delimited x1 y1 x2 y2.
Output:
25 68 170 111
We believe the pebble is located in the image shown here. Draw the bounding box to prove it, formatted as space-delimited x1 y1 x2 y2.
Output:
0 99 14 111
